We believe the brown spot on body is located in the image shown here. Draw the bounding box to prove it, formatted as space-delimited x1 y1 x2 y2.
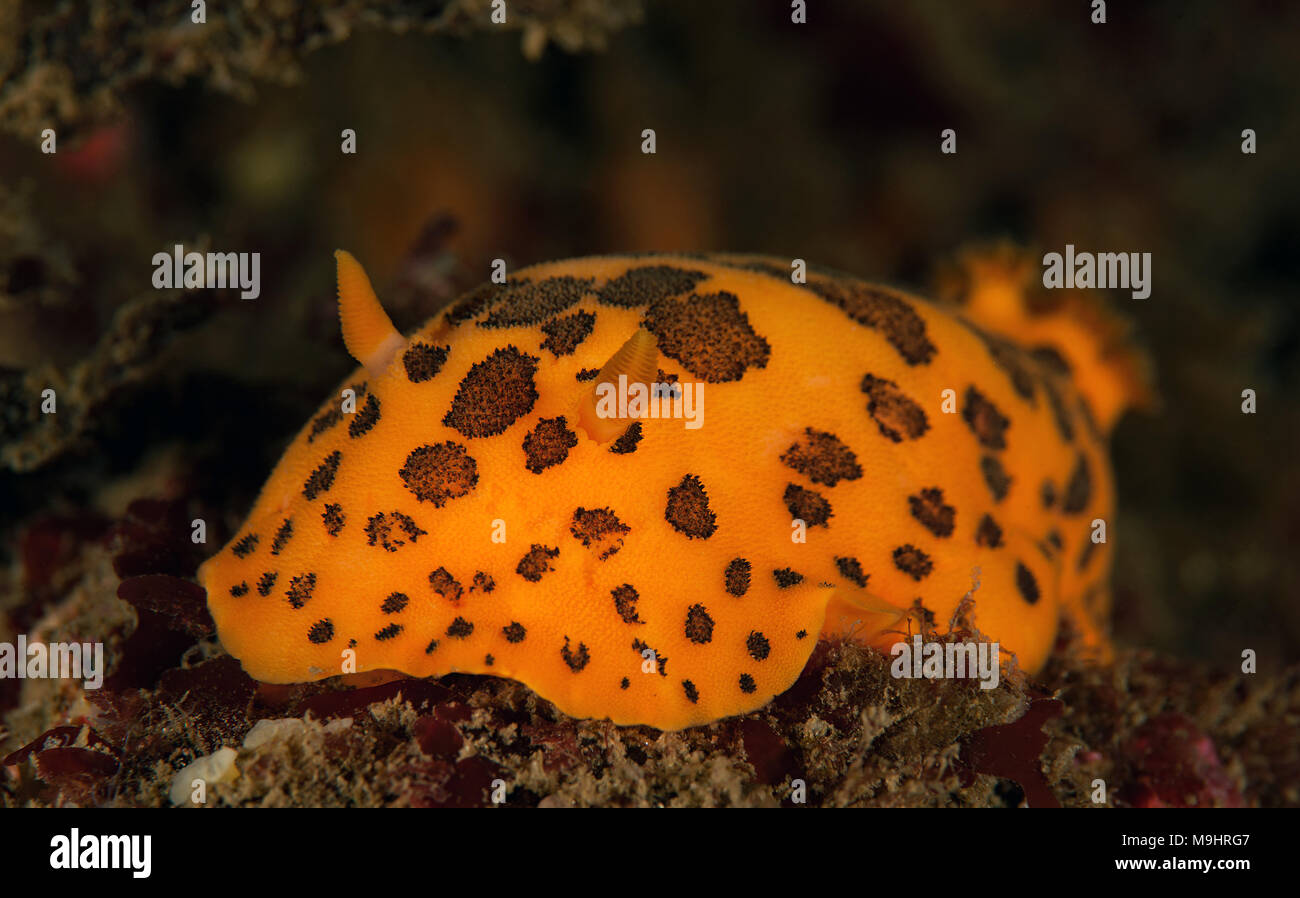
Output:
1063 454 1092 514
232 533 259 558
780 428 863 487
1077 537 1099 572
746 631 771 661
907 598 936 630
229 582 248 597
424 639 440 654
270 518 294 555
980 455 1012 502
400 442 479 506
609 421 643 454
892 544 933 581
665 474 718 539
403 342 449 382
570 506 629 559
480 277 594 328
739 673 757 694
303 451 342 500
835 556 868 588
684 604 715 644
908 487 955 538
1041 479 1057 509
428 567 463 603
561 637 590 672
966 323 1036 400
975 514 1004 548
285 573 316 609
447 617 473 638
731 259 793 281
322 503 345 537
860 373 929 442
1016 562 1041 604
523 416 578 474
256 571 278 596
348 395 381 438
308 619 334 644
516 544 559 582
381 592 409 614
612 584 643 623
1077 394 1105 444
725 558 752 596
620 677 630 690
539 310 596 357
503 622 526 643
632 639 669 676
442 346 539 438
1030 345 1072 375
307 407 341 443
472 571 495 593
772 568 804 588
653 370 681 400
445 281 506 327
575 367 600 382
365 512 426 552
962 386 1010 450
682 679 699 703
375 623 403 641
597 265 708 308
783 483 832 527
810 279 936 365
642 291 770 382
1041 376 1075 442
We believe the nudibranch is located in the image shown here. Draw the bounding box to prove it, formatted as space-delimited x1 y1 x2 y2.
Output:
198 249 1148 730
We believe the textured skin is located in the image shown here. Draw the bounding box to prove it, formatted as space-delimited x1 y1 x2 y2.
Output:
199 253 1127 730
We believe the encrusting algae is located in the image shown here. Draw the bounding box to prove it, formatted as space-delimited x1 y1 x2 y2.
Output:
199 250 1150 731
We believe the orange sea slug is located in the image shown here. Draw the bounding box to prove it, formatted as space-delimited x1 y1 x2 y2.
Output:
198 249 1147 730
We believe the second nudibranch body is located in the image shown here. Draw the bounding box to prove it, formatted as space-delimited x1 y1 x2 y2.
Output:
199 250 1140 730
